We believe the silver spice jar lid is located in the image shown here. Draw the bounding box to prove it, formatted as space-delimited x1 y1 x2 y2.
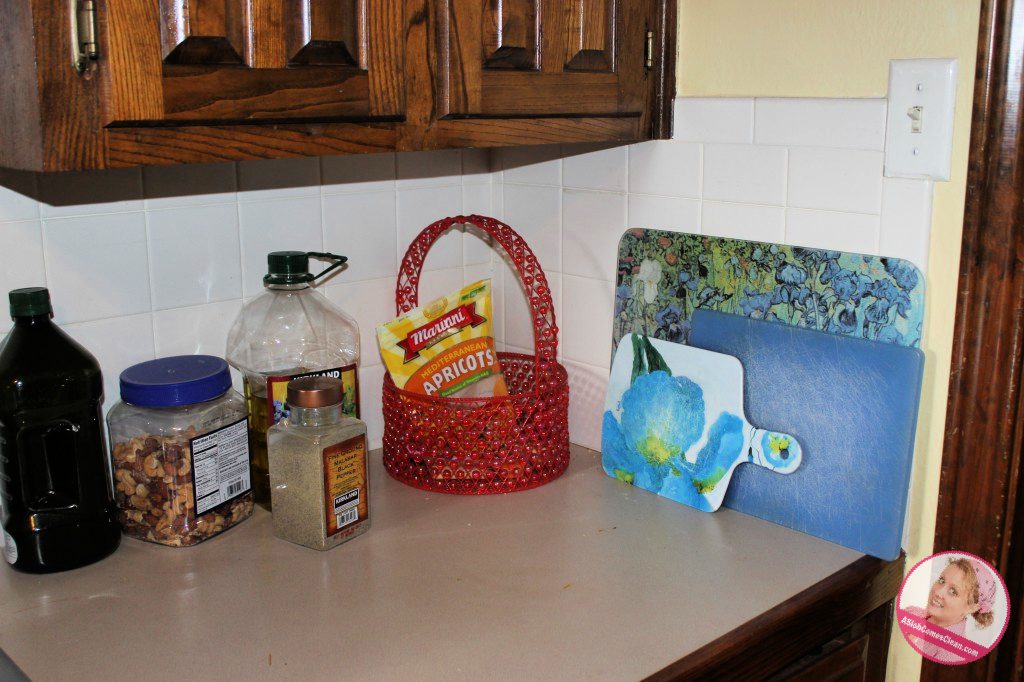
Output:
287 376 343 408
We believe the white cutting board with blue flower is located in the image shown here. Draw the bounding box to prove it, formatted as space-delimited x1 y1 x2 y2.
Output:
602 333 802 511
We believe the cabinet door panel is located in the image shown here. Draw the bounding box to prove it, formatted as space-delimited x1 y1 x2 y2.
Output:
440 0 652 118
104 0 401 125
483 0 540 69
159 0 248 65
564 0 614 71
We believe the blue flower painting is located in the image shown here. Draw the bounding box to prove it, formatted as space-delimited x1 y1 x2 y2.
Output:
612 230 925 352
603 333 803 512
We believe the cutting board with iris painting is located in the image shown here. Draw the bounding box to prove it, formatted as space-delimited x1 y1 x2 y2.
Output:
613 230 926 354
602 333 802 512
689 309 925 560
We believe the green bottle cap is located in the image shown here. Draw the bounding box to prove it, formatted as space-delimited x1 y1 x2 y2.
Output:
9 287 53 318
264 251 314 285
264 251 349 286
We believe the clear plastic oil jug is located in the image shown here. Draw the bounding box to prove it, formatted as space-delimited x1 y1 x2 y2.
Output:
226 251 359 509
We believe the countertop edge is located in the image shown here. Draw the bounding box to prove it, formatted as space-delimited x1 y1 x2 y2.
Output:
644 553 906 681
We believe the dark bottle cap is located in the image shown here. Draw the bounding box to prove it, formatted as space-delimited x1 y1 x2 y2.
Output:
9 287 53 318
264 251 314 286
264 251 348 286
287 376 343 408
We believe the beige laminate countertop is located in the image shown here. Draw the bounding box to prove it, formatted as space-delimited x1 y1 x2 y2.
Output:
0 446 862 681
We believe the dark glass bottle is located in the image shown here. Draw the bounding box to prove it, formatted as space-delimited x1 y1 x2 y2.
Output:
0 288 120 573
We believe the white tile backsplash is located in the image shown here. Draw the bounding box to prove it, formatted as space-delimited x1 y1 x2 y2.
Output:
562 144 628 192
628 140 701 198
396 185 464 272
43 213 151 324
564 359 610 451
788 147 884 213
561 189 627 281
702 202 786 243
147 204 242 310
785 208 880 255
881 177 933 272
323 191 398 281
674 98 754 144
627 195 701 233
561 274 614 367
0 221 46 332
63 313 156 415
703 144 788 205
357 363 386 450
501 258 562 353
324 275 397 358
238 197 324 297
0 170 39 222
755 99 887 151
0 99 935 454
152 299 243 359
502 184 562 274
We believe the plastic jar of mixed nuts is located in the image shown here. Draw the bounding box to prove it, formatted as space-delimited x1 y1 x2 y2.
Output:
107 355 254 547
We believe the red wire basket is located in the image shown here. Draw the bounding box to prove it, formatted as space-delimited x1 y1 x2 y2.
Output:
382 215 570 494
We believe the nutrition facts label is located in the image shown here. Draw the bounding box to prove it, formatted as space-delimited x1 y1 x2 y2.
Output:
191 419 251 516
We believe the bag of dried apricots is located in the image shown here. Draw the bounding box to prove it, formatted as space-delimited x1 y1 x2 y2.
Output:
377 279 507 399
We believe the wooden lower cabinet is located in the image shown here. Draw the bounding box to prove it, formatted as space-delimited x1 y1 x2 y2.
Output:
769 602 894 682
646 556 905 682
0 0 675 171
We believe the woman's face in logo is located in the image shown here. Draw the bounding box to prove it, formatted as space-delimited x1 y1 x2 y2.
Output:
927 564 979 626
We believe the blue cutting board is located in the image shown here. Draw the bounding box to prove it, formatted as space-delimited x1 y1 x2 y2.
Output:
689 309 925 560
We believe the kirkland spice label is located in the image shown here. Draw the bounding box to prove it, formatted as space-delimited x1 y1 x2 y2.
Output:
323 435 368 538
190 418 251 516
896 551 1010 665
266 365 359 426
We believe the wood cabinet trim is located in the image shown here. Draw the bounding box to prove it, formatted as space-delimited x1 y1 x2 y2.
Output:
644 555 904 681
931 0 1024 679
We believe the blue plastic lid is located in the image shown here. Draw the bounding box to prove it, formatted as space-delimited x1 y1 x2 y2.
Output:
120 355 232 407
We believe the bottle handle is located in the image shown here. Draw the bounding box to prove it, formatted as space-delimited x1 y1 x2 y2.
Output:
308 252 348 283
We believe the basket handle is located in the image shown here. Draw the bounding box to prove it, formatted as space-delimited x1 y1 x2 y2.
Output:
396 214 558 366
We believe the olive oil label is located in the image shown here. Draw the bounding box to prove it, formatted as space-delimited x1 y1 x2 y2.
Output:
265 365 359 426
323 435 368 538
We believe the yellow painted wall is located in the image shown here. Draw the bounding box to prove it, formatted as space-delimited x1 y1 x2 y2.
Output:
677 2 982 680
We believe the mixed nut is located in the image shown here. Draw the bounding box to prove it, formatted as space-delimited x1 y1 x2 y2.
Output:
111 432 253 547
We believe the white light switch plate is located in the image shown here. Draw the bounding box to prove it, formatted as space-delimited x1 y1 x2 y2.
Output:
884 59 958 181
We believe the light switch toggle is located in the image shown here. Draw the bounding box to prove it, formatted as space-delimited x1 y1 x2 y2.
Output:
908 105 923 133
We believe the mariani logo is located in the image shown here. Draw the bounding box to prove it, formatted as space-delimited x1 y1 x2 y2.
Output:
396 303 486 362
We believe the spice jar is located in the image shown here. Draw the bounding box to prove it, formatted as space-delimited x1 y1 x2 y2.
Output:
107 356 254 547
268 376 369 550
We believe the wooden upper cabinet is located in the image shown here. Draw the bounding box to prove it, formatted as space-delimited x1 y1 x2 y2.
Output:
0 0 674 171
437 0 653 118
102 0 403 124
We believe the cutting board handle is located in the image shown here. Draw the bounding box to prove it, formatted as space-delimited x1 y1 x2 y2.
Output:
746 426 802 474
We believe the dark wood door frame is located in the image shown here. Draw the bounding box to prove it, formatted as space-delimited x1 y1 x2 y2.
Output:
930 0 1024 679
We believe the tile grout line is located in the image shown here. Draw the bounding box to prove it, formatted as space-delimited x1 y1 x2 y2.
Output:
782 146 791 244
233 162 248 300
697 143 705 234
143 207 159 356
